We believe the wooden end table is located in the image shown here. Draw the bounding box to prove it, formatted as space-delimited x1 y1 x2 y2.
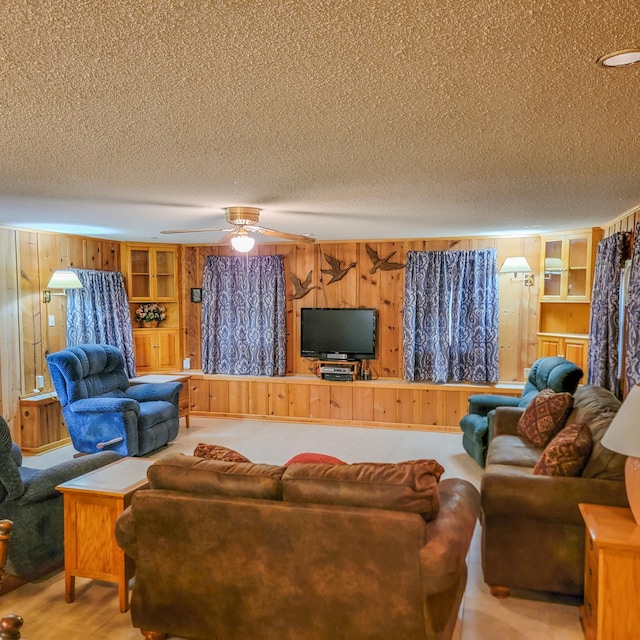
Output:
57 457 155 612
579 503 640 639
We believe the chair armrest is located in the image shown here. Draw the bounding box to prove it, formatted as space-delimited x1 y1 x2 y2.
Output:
420 478 480 595
17 451 122 504
481 466 628 526
467 394 520 416
126 382 183 404
491 406 525 437
70 397 140 415
115 505 138 561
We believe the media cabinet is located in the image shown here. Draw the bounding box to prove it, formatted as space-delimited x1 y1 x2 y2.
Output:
186 374 524 432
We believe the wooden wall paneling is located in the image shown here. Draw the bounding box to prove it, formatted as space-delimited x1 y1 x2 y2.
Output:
18 232 44 398
439 390 471 429
287 382 310 418
228 379 249 414
0 229 22 435
288 242 317 376
309 384 331 419
396 388 421 425
373 387 397 423
376 241 404 378
66 236 86 267
101 241 121 272
180 246 202 369
329 385 352 421
419 388 438 426
208 379 229 414
249 381 269 416
268 382 288 417
351 385 374 422
356 242 383 377
84 238 103 270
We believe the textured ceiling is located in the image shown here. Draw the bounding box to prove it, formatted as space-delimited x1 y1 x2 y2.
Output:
1 0 639 244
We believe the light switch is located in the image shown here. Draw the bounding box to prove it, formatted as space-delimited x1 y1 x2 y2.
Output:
48 315 55 327
36 375 44 388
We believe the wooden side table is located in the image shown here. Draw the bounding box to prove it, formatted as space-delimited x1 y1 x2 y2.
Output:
579 503 640 639
129 373 191 428
57 457 155 612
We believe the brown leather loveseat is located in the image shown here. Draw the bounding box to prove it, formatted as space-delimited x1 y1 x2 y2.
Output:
116 453 480 640
481 385 628 598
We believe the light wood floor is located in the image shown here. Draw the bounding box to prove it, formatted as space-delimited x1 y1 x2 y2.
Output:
5 417 583 639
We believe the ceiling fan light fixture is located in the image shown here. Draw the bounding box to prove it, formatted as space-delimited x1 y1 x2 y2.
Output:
596 48 640 68
230 230 255 253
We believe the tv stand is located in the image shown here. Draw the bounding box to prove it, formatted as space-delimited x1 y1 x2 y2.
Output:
317 360 361 382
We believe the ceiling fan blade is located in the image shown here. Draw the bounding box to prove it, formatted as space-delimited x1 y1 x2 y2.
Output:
245 225 315 244
160 227 228 234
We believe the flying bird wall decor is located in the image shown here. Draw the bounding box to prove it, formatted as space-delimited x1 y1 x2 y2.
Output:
321 254 357 284
365 245 406 274
289 270 320 300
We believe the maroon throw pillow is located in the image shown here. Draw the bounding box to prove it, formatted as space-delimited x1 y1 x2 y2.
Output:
193 443 251 463
517 389 574 448
284 452 346 466
533 422 593 477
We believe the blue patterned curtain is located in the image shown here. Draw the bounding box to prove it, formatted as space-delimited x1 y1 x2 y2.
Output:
588 232 630 392
625 223 640 391
66 269 136 377
201 255 287 376
403 249 499 383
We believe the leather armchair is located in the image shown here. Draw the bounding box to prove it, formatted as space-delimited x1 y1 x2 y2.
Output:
0 415 120 580
47 344 183 457
459 356 583 467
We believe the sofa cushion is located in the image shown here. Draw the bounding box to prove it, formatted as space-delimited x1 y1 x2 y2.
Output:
284 452 346 466
570 385 627 480
517 389 574 448
148 453 285 500
485 434 543 468
281 460 443 521
533 422 593 477
193 443 251 463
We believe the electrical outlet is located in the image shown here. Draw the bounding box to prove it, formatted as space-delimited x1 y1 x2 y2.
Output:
183 358 191 370
48 314 55 327
36 375 44 388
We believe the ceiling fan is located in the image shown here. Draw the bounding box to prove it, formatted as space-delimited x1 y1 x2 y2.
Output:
161 206 315 252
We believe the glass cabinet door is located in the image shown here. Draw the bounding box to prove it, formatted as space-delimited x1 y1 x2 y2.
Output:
567 236 588 298
130 249 151 299
155 249 176 299
542 239 563 298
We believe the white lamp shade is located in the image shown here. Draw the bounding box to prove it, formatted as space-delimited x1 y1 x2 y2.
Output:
46 270 83 289
544 258 564 272
499 257 532 274
230 233 255 253
601 384 640 458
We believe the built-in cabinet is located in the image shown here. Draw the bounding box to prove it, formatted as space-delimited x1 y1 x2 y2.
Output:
537 228 602 378
124 243 180 374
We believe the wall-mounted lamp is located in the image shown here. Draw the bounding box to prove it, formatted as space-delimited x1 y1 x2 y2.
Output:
43 270 83 303
230 228 255 253
500 257 534 286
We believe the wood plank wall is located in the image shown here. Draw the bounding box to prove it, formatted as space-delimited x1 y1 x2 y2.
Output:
180 235 541 383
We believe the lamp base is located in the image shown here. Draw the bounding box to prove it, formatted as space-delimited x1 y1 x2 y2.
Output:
626 456 640 527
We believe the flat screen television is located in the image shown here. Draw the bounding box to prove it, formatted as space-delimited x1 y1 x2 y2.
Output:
300 308 376 360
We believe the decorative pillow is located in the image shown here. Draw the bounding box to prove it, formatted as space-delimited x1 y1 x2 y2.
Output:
193 443 251 463
533 421 593 477
284 452 346 466
517 389 574 448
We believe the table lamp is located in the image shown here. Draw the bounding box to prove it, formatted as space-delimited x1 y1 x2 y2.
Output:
601 383 640 525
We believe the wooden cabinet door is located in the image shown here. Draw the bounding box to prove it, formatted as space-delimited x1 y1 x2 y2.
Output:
133 329 178 373
538 335 561 358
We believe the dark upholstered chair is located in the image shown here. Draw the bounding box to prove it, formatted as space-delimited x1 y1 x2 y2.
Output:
47 344 183 457
459 356 583 467
0 415 120 580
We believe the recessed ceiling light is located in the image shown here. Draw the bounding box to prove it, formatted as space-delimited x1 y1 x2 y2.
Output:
596 48 640 68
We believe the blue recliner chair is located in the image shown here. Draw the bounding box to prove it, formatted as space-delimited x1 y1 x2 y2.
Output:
47 344 183 457
0 415 120 580
459 356 583 467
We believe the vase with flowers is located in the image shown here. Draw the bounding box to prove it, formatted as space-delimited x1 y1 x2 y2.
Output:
135 303 166 328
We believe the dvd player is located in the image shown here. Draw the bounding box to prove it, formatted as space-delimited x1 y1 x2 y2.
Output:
322 373 353 382
320 366 352 374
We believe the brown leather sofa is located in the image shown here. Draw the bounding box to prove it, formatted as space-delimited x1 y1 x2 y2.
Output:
481 385 629 598
116 454 480 640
